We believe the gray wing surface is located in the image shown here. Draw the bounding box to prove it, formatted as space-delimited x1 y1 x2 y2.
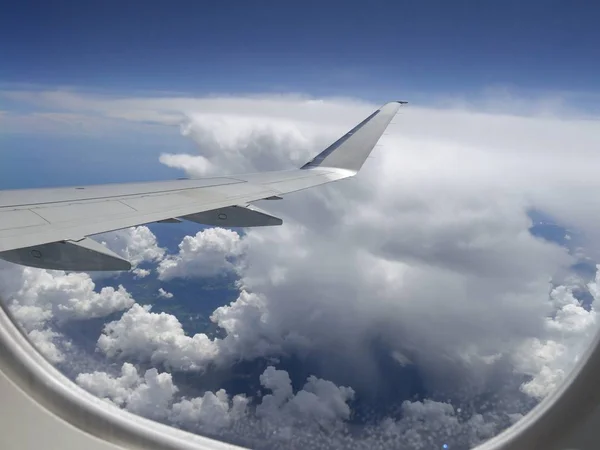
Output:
0 101 403 270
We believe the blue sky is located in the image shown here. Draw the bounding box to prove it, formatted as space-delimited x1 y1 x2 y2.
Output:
1 1 599 187
1 1 599 102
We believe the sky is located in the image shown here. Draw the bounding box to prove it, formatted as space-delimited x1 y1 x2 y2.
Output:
2 2 600 450
1 1 600 103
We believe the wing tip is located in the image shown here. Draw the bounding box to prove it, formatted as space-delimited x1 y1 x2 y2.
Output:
300 100 403 172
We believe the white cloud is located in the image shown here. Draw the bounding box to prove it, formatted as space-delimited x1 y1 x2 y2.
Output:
5 91 600 447
76 363 178 421
132 268 151 279
85 93 600 407
256 366 355 429
76 362 143 407
513 279 600 400
170 389 249 432
162 112 316 176
0 259 135 364
157 288 174 299
157 228 243 280
97 304 221 370
377 399 499 449
159 153 215 177
75 361 500 448
96 290 297 372
0 264 134 324
76 362 357 442
27 328 67 364
144 95 600 403
97 226 165 268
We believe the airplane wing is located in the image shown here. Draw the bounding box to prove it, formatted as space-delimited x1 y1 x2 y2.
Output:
0 101 404 271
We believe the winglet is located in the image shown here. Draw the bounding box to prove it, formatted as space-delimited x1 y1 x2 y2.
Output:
300 101 404 173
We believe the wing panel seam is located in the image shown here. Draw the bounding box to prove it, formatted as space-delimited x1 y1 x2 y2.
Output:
0 179 247 209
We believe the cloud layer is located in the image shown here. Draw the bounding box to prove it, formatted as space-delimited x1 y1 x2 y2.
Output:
0 226 163 363
4 91 600 449
76 363 354 444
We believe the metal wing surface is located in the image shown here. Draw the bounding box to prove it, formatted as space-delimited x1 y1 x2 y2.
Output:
0 101 404 270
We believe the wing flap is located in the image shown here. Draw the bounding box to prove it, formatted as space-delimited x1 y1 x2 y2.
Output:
0 237 131 271
182 205 282 227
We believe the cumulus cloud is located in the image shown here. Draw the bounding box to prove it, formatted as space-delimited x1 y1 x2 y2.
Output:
75 361 501 449
157 288 174 299
162 113 317 176
257 366 355 428
170 389 249 432
85 93 600 422
159 153 215 177
76 363 179 421
27 328 67 364
132 268 151 279
5 91 600 448
117 95 600 447
157 228 243 280
0 264 134 324
97 226 165 268
377 399 500 449
96 290 305 372
0 259 135 363
76 362 356 442
513 277 600 399
146 96 599 391
0 226 167 362
97 304 221 370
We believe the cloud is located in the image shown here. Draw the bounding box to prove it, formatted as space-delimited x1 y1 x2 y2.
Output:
76 362 357 444
146 95 600 393
75 361 502 449
76 362 179 421
159 153 215 177
377 399 500 449
27 328 67 364
157 228 243 280
170 389 249 432
97 304 221 370
97 226 165 268
5 90 600 447
132 268 150 279
107 94 600 448
162 112 317 176
513 277 600 399
95 288 311 372
157 288 174 299
85 93 600 420
256 366 355 428
0 227 159 362
0 260 134 362
0 264 134 324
